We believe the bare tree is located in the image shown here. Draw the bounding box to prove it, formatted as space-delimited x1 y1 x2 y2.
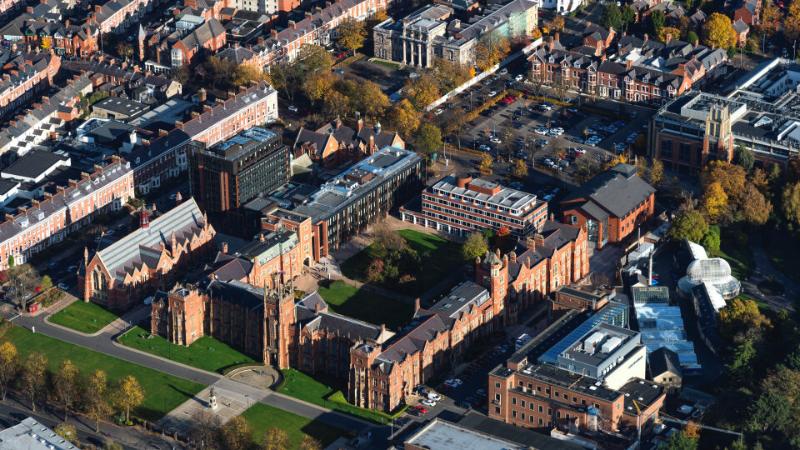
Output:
19 352 47 411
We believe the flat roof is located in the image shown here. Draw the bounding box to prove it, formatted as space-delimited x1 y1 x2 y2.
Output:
405 419 526 450
1 150 69 180
0 417 78 450
431 175 539 214
92 96 149 117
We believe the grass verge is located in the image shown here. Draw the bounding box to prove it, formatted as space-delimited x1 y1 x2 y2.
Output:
48 301 118 334
242 403 346 448
118 326 256 374
277 369 405 425
1 325 204 421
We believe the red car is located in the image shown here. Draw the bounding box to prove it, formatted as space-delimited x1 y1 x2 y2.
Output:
413 405 428 414
501 95 516 105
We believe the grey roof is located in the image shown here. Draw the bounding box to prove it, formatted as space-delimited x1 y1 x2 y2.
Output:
562 164 655 219
92 96 149 118
508 221 582 277
179 18 225 50
405 419 526 450
237 229 298 263
1 150 68 180
96 198 209 281
0 160 129 246
0 52 55 105
427 281 490 323
295 291 384 340
733 18 750 34
648 347 682 377
207 279 263 310
457 413 584 450
207 252 253 281
0 417 79 450
377 314 450 366
217 46 256 65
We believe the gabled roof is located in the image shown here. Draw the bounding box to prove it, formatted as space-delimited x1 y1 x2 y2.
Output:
561 164 655 219
508 221 581 277
648 347 682 377
96 198 209 281
207 278 263 310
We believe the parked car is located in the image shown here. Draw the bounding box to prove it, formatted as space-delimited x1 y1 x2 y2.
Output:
488 90 498 97
421 398 437 407
499 68 508 75
434 108 444 115
478 144 491 152
287 105 299 113
427 391 442 401
489 136 502 144
515 74 524 82
444 378 463 388
413 405 428 414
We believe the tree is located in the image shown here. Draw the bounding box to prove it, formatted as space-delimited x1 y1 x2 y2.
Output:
474 33 511 72
702 182 729 222
404 74 440 110
41 274 53 290
104 440 124 450
669 209 708 243
220 416 251 450
366 258 385 283
662 430 698 450
687 30 699 45
513 159 528 179
234 64 269 87
621 5 636 31
115 42 133 60
760 0 781 37
385 99 421 138
189 411 222 450
786 0 800 41
112 375 144 424
431 58 473 92
462 232 489 262
747 388 793 433
658 26 682 43
479 153 493 175
337 18 367 55
602 3 623 30
551 16 565 32
701 225 721 252
415 123 443 156
0 342 18 401
727 336 756 381
53 359 80 420
263 427 289 450
352 80 389 119
719 298 771 340
783 182 800 226
703 13 737 49
741 184 772 225
7 264 40 310
84 370 112 433
649 159 664 186
323 90 352 119
54 423 77 443
734 145 755 171
303 72 335 104
650 10 666 36
19 352 47 411
300 435 322 450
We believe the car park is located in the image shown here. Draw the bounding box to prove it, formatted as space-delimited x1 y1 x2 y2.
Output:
413 405 428 414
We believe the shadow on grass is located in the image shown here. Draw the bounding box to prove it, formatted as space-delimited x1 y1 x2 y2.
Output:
317 279 412 331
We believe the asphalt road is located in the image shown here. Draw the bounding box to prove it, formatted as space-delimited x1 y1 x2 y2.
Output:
10 313 385 446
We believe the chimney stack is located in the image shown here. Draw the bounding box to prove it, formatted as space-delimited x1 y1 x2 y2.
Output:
140 208 150 229
414 297 421 314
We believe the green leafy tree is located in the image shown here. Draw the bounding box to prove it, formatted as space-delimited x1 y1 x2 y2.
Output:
650 10 666 36
415 123 443 156
602 3 623 30
719 298 771 340
734 145 755 171
662 430 698 450
337 18 367 55
727 337 756 381
462 232 489 262
686 30 699 44
669 209 708 242
621 5 636 31
701 225 720 252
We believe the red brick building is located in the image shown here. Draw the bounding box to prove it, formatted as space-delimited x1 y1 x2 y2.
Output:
170 18 226 67
82 197 216 310
0 51 60 119
293 119 404 168
0 157 134 270
733 0 760 25
560 164 655 249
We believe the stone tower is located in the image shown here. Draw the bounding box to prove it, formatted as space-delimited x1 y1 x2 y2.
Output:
262 274 296 369
702 103 734 166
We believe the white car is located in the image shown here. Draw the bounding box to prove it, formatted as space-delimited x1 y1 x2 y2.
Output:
478 144 491 152
427 392 442 401
421 398 437 407
490 136 502 144
535 127 548 135
57 282 69 291
488 91 498 97
499 68 508 75
434 108 444 115
515 74 524 82
287 105 298 113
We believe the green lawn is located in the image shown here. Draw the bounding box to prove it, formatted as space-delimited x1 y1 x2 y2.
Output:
340 229 463 296
48 301 118 334
763 230 800 283
118 326 256 374
277 369 404 425
0 326 204 421
317 281 412 330
242 403 345 448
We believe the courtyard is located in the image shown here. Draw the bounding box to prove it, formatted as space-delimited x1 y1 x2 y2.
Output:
339 229 464 297
316 280 412 330
118 326 257 374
